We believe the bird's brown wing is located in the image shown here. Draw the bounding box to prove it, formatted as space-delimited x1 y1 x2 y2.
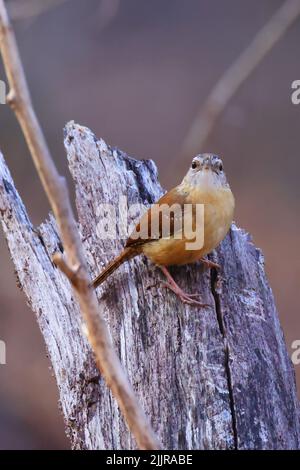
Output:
126 187 189 249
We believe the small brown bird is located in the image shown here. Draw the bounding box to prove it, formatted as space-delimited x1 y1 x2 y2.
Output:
92 154 235 306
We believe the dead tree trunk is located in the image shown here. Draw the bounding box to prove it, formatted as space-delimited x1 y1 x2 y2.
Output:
0 122 299 449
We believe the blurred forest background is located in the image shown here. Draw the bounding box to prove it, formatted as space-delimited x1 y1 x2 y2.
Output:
0 0 299 449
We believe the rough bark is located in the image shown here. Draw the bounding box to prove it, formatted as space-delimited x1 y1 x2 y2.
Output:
0 121 299 449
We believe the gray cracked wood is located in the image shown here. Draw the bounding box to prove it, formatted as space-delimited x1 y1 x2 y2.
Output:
0 121 299 449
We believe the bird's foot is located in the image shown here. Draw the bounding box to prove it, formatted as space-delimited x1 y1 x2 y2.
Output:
200 258 220 270
162 281 209 307
159 266 210 308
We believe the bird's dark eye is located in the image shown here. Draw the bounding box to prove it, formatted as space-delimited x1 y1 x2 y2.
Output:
191 161 198 169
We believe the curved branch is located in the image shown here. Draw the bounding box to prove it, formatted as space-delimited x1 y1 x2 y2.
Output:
0 0 160 450
179 0 300 159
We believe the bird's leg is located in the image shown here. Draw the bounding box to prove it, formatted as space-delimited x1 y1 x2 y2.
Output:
159 266 209 307
200 258 220 270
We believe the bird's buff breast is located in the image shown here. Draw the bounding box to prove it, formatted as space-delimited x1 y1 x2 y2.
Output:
141 187 234 266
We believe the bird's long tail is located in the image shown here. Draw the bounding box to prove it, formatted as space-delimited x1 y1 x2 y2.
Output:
91 247 136 289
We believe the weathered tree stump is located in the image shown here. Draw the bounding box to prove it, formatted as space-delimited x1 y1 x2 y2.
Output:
0 122 299 449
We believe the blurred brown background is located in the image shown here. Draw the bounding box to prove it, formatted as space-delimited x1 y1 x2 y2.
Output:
0 0 299 449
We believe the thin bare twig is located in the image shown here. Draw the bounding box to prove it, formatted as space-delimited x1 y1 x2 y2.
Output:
179 0 300 160
0 0 160 450
94 0 120 32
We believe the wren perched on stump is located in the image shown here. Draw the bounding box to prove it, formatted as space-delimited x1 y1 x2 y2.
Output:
91 154 235 306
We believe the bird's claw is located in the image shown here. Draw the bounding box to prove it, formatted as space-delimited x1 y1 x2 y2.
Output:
161 281 210 308
201 258 221 270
